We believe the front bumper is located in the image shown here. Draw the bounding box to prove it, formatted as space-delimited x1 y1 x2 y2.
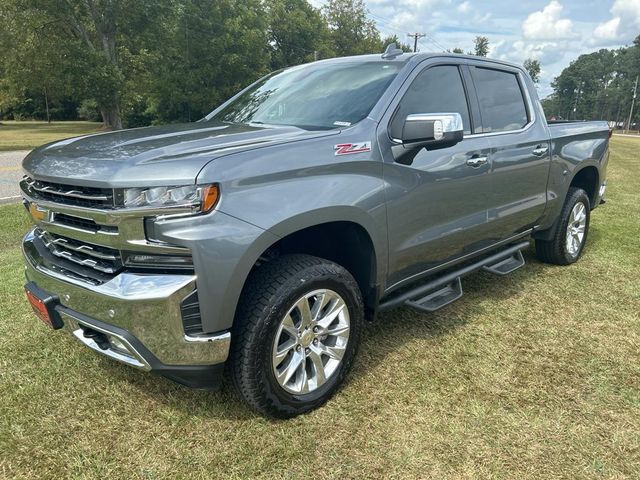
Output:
22 229 230 388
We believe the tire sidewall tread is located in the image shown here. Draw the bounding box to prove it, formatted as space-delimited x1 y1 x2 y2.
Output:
535 187 591 265
230 254 364 418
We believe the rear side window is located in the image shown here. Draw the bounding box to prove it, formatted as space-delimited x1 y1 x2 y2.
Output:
389 65 472 139
472 68 529 133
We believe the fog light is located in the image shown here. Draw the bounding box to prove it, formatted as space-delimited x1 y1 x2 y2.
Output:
123 252 193 269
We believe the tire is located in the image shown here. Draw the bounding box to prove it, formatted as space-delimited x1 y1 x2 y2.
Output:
230 254 364 418
535 187 591 265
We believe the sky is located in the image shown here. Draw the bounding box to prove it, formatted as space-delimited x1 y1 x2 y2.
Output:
308 0 640 97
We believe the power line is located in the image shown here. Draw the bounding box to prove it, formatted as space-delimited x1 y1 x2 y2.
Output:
312 0 449 52
407 32 426 52
367 11 448 51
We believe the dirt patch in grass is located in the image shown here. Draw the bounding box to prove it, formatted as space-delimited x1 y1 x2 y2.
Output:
0 138 638 478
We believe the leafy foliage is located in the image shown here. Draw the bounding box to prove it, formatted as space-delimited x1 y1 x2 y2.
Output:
323 0 381 56
382 35 413 54
472 36 489 57
523 58 541 84
542 38 640 123
267 0 331 69
0 0 399 128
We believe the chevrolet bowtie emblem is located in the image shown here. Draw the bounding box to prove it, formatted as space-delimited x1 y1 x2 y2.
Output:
28 202 46 222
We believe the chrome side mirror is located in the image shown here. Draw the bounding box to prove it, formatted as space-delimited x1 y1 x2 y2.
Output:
401 112 464 148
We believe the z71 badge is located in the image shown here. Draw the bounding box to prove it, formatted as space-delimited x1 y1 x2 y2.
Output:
334 142 372 156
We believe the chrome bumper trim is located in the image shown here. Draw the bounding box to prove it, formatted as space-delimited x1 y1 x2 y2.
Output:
62 311 151 370
22 229 231 366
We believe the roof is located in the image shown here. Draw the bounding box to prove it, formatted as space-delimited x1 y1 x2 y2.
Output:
310 51 526 72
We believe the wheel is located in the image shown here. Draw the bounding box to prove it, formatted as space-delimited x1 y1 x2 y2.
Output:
535 187 591 265
230 254 364 418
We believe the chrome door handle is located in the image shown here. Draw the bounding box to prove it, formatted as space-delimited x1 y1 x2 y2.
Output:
532 145 549 156
466 156 488 168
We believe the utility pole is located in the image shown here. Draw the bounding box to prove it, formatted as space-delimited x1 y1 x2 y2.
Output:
407 33 426 53
625 75 638 133
572 81 584 120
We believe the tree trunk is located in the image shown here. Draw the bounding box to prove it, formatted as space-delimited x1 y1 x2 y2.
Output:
100 106 123 130
44 88 51 124
86 1 122 130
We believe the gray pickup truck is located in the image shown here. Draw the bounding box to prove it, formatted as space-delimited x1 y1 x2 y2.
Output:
20 47 610 418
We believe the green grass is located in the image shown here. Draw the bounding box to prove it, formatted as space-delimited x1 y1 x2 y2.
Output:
0 121 103 151
1 138 639 479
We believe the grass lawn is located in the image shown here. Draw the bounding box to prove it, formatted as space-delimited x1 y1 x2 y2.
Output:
0 138 638 479
0 121 103 151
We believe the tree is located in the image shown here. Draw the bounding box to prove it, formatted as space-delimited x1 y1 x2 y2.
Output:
266 0 332 69
323 0 381 56
548 41 640 122
523 58 541 84
472 36 489 57
0 0 170 129
451 47 464 54
381 35 413 53
145 0 270 124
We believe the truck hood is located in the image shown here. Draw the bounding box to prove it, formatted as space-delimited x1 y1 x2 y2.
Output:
23 122 335 187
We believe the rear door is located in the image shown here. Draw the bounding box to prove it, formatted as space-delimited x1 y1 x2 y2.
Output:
468 64 551 240
379 62 494 289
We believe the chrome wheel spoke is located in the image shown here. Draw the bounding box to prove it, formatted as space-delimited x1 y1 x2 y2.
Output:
294 361 310 394
277 349 304 386
311 291 331 321
281 314 298 338
273 339 296 369
308 348 326 386
317 299 346 330
321 343 346 361
295 297 313 329
326 323 350 338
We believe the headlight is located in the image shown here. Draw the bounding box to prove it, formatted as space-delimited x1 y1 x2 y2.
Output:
122 184 219 213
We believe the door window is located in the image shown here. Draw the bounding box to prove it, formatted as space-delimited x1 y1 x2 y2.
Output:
389 65 472 139
472 68 529 133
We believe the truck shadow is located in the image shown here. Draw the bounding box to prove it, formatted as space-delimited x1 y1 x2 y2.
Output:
95 243 584 421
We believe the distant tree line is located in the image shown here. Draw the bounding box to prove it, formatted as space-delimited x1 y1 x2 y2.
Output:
541 36 640 124
0 1 549 130
0 0 413 129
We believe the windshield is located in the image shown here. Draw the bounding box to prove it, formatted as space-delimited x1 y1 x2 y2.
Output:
206 62 403 130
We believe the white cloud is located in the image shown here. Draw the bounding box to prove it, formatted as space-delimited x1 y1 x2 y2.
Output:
593 0 640 45
457 1 471 13
522 1 576 40
594 18 621 41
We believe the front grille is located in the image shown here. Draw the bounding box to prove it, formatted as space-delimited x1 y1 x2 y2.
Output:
35 229 123 274
22 176 115 209
181 290 203 335
54 213 118 234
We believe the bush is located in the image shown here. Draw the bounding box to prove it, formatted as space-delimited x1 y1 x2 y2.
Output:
77 99 102 122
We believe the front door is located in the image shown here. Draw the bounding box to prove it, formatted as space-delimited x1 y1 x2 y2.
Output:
380 63 494 289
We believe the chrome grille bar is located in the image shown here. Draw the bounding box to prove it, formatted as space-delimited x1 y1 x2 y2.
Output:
22 176 114 207
35 229 122 274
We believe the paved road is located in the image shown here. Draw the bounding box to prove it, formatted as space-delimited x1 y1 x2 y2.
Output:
0 150 29 205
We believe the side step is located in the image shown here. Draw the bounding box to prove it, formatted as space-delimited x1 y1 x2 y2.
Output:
482 250 525 276
378 241 529 314
405 278 463 313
